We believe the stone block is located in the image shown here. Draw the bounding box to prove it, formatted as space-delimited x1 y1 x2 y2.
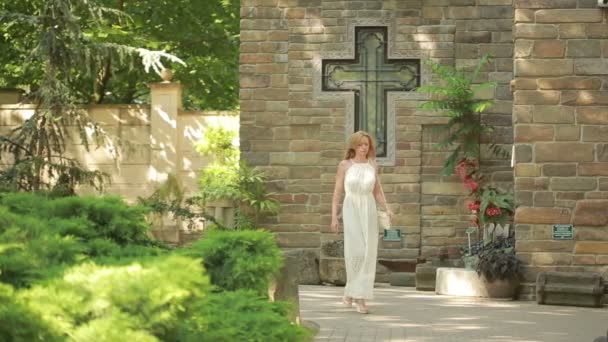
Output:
567 40 601 58
536 271 604 308
515 24 558 39
550 177 597 191
535 143 594 162
559 24 586 38
514 91 560 105
415 263 438 291
575 59 608 75
515 207 572 224
583 126 608 142
532 106 574 123
283 249 321 285
515 60 573 77
319 258 346 285
555 126 580 141
515 9 534 22
390 272 416 287
532 40 565 58
514 0 577 9
579 163 608 176
577 107 608 124
543 164 577 177
536 9 603 23
276 232 320 248
538 77 602 90
514 125 554 142
421 182 468 195
573 200 608 226
515 40 534 58
514 144 533 163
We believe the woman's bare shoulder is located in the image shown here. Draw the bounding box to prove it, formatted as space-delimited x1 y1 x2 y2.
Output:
337 159 350 171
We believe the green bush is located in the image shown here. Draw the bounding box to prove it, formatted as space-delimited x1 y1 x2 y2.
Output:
0 283 63 342
23 255 210 341
0 214 84 287
0 192 152 245
182 229 283 294
178 290 310 342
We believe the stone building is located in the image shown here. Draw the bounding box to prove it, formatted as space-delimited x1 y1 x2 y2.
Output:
239 0 608 290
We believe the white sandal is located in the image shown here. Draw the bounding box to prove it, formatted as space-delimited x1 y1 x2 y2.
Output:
354 299 369 314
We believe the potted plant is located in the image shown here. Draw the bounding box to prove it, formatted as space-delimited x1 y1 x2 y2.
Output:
418 55 521 298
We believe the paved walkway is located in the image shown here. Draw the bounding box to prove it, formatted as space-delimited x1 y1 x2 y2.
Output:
299 284 608 342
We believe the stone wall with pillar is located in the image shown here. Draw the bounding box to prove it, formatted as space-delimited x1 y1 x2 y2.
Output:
240 0 514 276
512 1 608 288
0 82 238 245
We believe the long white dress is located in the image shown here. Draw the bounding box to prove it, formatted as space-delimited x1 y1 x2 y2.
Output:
342 159 378 300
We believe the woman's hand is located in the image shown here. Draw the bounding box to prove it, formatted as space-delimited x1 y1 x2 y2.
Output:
387 210 395 222
331 216 340 233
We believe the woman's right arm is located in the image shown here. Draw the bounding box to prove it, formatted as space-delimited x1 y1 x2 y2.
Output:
331 160 347 233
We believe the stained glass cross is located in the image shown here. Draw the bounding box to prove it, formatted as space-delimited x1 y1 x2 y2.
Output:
322 27 420 157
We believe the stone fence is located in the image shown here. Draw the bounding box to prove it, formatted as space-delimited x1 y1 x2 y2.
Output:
0 83 238 244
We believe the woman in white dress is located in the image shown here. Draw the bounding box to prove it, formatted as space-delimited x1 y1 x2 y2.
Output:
331 131 393 314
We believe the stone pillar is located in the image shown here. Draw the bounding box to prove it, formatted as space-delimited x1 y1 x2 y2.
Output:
149 82 182 183
148 81 183 244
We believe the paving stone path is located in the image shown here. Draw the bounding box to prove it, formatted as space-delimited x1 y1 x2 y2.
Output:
299 284 608 342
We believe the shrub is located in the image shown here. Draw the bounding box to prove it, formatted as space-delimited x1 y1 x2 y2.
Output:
178 290 310 342
0 192 152 244
182 229 283 294
23 255 210 341
0 283 63 342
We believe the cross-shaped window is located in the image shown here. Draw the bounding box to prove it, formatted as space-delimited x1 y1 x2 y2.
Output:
322 27 420 157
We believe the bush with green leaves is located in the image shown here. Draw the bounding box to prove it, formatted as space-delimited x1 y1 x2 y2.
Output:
22 256 210 341
178 290 311 342
0 283 64 342
0 193 167 287
181 229 283 294
0 192 153 244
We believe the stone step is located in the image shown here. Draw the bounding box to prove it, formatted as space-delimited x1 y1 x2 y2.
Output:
378 258 419 272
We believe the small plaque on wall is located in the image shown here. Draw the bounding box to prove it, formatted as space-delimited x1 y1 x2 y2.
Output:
552 224 574 240
383 228 402 241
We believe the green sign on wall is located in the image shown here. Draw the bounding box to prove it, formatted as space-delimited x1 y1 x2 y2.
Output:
552 224 574 240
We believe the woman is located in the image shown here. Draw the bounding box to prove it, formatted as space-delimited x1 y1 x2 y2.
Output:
331 131 393 314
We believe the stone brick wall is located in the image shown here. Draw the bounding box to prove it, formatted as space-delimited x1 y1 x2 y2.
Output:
240 0 514 270
512 1 608 285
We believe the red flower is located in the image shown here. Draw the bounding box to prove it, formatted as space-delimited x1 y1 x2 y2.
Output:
485 207 502 216
463 178 479 191
468 201 480 212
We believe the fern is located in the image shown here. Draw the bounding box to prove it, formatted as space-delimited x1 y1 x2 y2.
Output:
416 54 503 175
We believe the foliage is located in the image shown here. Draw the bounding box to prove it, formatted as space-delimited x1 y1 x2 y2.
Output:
456 158 514 230
22 256 210 341
138 174 222 230
0 192 165 287
198 125 279 227
0 0 240 110
181 229 283 295
415 54 508 175
177 290 311 342
196 125 239 165
0 283 64 342
0 0 190 193
475 237 522 282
